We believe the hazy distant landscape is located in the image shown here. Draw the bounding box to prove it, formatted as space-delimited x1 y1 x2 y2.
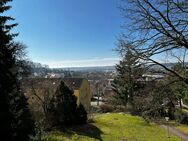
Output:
30 62 188 73
61 66 116 72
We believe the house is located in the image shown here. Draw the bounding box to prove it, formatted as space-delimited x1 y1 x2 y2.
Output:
22 78 92 113
63 78 92 111
142 74 164 81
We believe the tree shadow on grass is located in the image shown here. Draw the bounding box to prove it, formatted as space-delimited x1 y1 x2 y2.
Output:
65 123 103 141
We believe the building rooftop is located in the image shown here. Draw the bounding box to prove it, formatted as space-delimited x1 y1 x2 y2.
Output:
63 78 85 90
22 78 85 92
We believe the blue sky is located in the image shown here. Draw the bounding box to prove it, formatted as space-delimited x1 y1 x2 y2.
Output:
8 0 123 68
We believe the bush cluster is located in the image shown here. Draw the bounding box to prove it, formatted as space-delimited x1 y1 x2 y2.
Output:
175 110 188 125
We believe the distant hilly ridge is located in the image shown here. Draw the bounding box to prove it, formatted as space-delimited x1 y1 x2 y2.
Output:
62 62 188 72
29 61 188 73
149 62 188 70
62 66 116 72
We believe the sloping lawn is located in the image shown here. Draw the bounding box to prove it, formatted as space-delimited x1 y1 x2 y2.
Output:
44 113 181 141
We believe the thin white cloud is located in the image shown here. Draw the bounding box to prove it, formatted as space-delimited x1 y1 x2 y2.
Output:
41 57 120 68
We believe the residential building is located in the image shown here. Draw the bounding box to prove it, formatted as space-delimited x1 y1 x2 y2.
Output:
22 78 92 114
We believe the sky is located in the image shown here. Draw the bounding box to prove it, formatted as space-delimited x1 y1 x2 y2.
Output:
8 0 123 68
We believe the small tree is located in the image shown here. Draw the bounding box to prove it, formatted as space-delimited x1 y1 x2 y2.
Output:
48 82 87 128
113 41 145 110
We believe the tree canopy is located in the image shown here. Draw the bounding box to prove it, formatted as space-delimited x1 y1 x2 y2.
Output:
119 0 188 83
0 1 34 140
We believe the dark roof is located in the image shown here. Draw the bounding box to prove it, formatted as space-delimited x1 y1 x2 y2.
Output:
22 78 62 92
22 78 85 94
63 78 84 90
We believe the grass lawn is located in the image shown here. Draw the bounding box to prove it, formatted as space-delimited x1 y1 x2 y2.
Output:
44 113 181 141
182 108 188 114
176 125 188 135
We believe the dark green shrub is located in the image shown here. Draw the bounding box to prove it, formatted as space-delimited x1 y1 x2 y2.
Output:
75 104 87 124
183 96 188 105
175 110 188 125
31 121 47 141
47 82 87 127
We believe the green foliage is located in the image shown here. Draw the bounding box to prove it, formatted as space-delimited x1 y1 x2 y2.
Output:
183 95 188 105
31 121 48 141
137 63 188 120
10 91 35 141
113 41 145 109
169 63 188 108
175 110 188 125
47 82 87 127
0 1 35 140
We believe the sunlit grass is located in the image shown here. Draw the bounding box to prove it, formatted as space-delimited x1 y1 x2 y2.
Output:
176 125 188 135
182 109 188 114
44 113 181 141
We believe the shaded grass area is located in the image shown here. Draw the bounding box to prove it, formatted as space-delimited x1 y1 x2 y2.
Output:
44 113 181 141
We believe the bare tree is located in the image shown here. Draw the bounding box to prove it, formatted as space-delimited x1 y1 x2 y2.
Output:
119 0 188 82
